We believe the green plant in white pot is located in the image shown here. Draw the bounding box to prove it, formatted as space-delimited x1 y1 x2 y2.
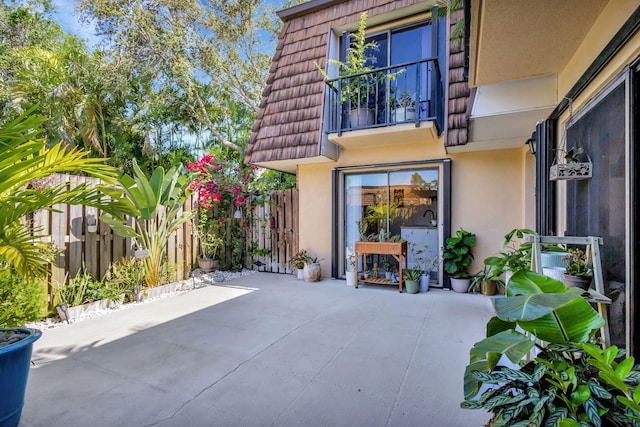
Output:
442 228 476 292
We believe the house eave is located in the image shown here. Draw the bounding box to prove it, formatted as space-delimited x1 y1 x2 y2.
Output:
277 0 345 21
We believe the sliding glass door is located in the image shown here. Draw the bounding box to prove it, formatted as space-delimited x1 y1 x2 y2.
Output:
344 167 441 284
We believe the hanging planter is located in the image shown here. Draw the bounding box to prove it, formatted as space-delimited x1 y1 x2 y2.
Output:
550 99 593 182
549 158 592 181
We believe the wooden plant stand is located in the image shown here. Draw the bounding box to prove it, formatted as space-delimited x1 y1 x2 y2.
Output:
354 241 408 292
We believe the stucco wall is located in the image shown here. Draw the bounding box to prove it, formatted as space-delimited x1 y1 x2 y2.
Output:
555 0 639 234
298 141 532 280
559 0 640 101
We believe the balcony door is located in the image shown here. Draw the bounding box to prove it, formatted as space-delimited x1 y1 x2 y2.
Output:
340 20 435 124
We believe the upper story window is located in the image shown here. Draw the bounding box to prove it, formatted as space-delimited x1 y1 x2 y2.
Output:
343 21 433 69
325 15 445 134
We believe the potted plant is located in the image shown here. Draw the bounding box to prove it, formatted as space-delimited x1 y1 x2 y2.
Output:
483 228 536 287
382 255 393 280
315 13 404 129
404 267 422 294
460 270 640 426
442 228 476 292
563 247 592 290
394 90 416 123
413 244 438 292
197 233 223 272
302 253 322 283
289 250 309 280
345 252 356 286
468 268 498 296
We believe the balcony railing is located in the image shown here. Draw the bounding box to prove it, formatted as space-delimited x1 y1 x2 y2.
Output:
323 58 443 136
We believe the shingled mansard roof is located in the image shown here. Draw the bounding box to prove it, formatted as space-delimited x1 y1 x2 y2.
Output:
245 0 471 165
446 8 471 147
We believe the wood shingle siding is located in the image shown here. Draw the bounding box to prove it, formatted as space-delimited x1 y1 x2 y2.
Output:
245 0 430 165
445 8 471 147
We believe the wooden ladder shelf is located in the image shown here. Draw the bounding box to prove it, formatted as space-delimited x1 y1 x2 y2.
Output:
530 235 611 347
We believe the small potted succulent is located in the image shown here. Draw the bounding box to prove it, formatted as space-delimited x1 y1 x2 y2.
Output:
563 247 592 290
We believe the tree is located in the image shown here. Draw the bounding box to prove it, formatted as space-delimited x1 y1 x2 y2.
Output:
76 0 283 154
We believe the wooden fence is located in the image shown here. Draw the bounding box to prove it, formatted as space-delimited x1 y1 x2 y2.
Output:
33 175 298 293
245 190 299 274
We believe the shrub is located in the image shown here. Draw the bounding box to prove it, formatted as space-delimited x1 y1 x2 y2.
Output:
0 265 45 327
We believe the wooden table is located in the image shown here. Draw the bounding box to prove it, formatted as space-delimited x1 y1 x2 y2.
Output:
354 241 408 292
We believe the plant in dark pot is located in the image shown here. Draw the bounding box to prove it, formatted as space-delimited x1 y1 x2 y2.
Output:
563 247 592 290
0 110 134 426
442 228 476 293
461 270 640 426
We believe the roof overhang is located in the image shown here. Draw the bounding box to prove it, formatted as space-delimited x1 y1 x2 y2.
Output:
251 155 335 175
457 75 555 152
469 0 607 87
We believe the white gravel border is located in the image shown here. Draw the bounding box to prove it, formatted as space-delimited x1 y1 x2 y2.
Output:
26 269 257 330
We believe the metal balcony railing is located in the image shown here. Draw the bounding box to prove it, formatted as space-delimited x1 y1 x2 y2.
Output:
323 58 443 136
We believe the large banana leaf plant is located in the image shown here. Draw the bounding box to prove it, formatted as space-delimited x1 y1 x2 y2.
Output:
458 270 640 426
0 108 132 278
100 159 193 287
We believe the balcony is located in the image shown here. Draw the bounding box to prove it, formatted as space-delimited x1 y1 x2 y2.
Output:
322 58 443 147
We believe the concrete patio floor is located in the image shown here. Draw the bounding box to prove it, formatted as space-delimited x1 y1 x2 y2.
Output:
19 272 494 427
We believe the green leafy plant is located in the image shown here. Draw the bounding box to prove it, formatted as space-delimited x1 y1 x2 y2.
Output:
459 270 640 426
315 12 404 109
101 159 193 287
483 228 537 280
104 257 145 302
404 267 422 282
0 108 131 278
289 250 310 270
442 228 476 279
412 243 439 274
0 263 45 327
564 247 591 278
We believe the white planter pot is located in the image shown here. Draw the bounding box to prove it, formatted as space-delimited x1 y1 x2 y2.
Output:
346 270 356 287
296 269 304 280
420 274 430 292
394 107 416 123
450 277 470 293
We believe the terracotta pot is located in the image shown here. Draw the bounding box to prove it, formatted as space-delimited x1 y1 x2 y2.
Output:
303 263 321 282
197 256 219 272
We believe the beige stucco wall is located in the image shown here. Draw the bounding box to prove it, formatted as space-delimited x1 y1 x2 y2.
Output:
559 0 640 101
554 0 639 234
298 138 534 279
